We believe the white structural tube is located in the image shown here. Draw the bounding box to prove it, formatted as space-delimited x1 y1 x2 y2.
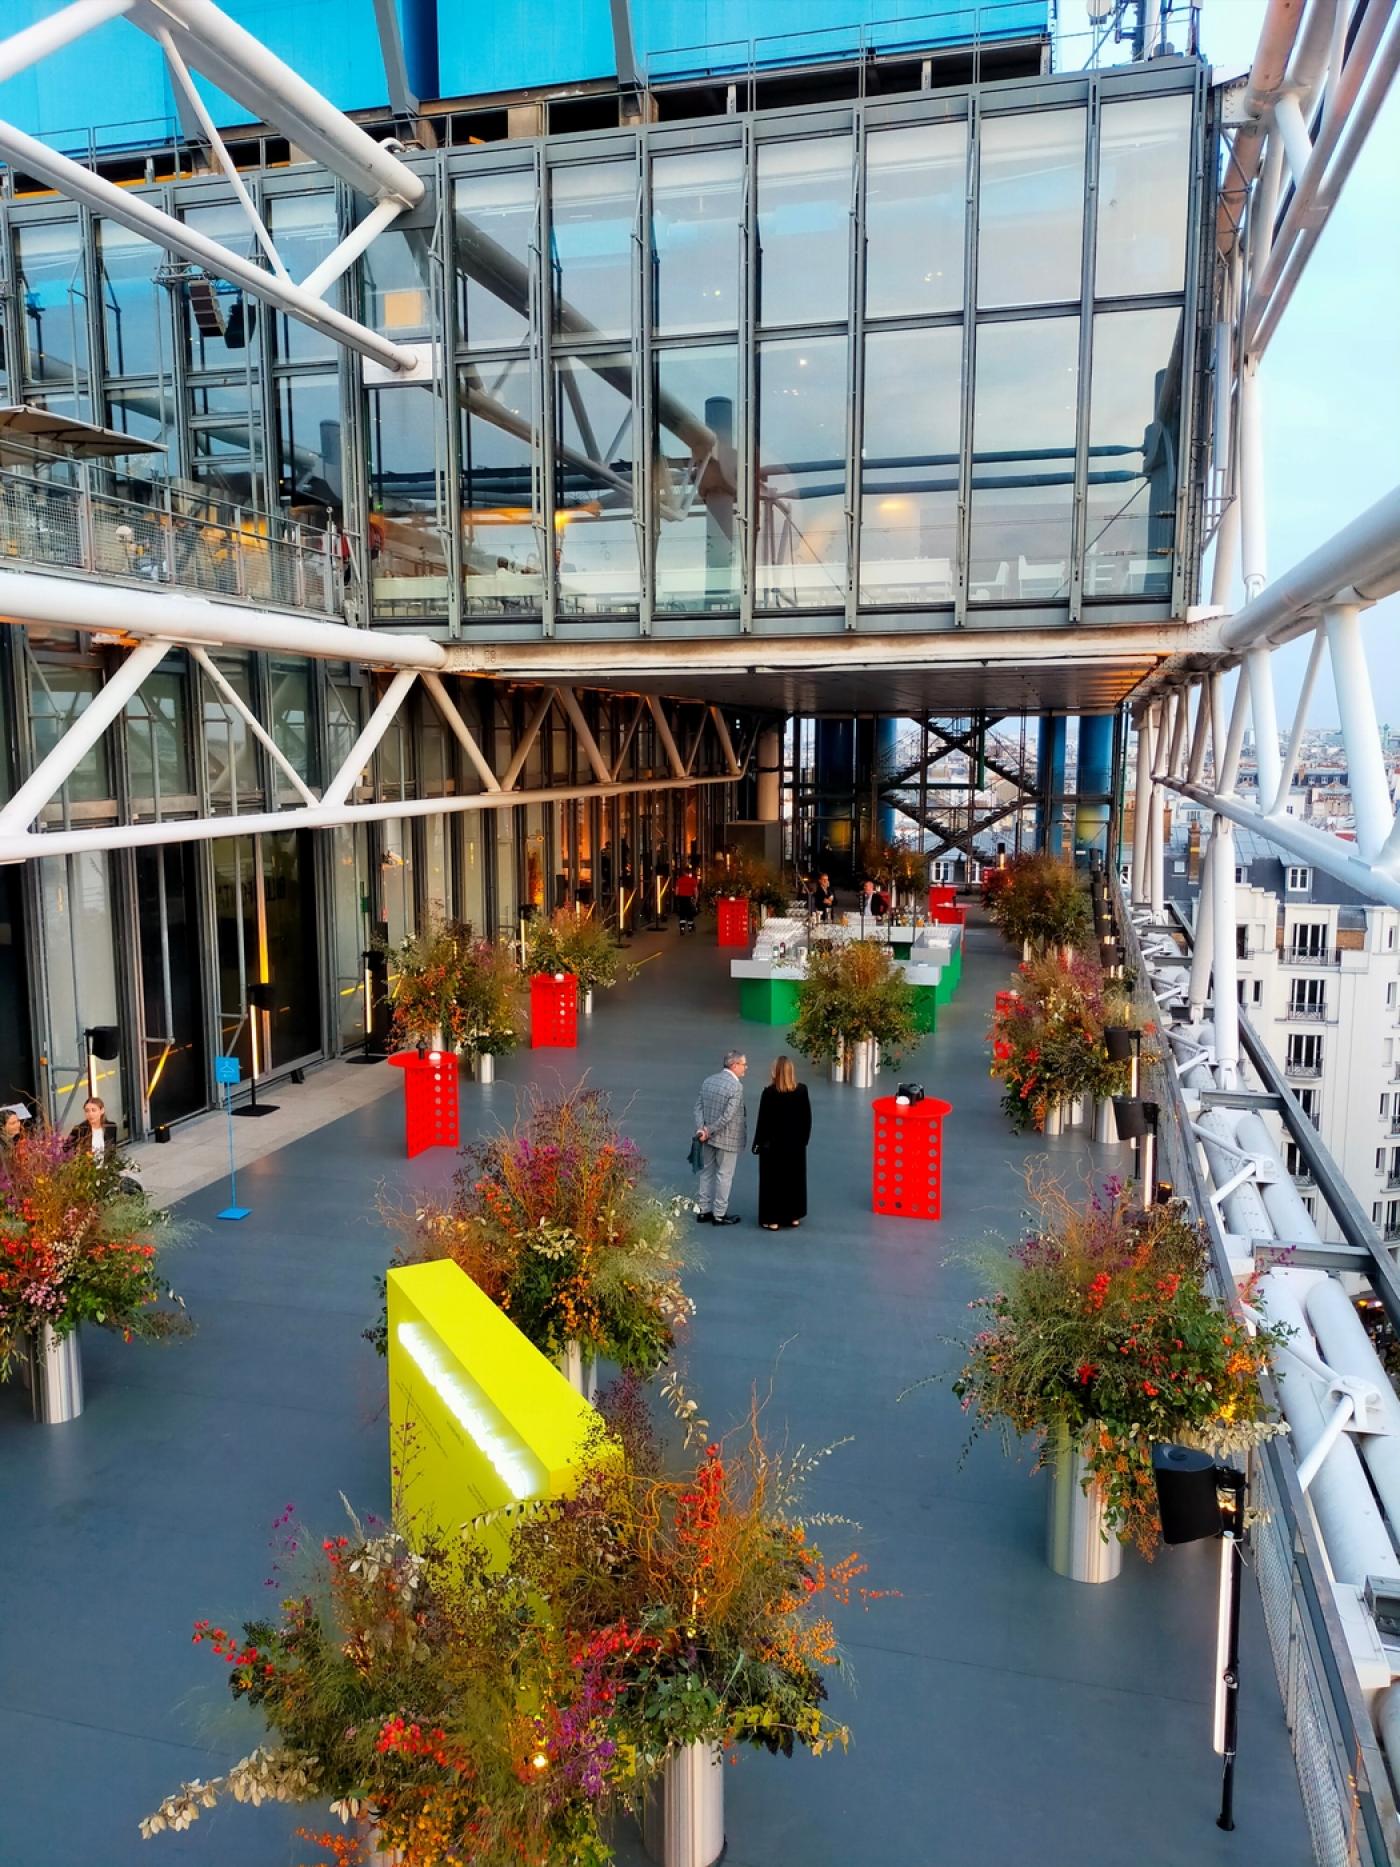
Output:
1132 712 1153 906
1234 1111 1323 1245
1377 1687 1400 1787
1219 483 1400 650
1306 1277 1400 1549
1195 1108 1274 1241
1188 839 1215 1019
1325 601 1395 861
1210 820 1241 1085
0 569 447 671
1257 1271 1396 1587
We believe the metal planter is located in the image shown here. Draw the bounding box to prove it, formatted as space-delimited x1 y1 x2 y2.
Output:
29 1323 83 1425
1042 1100 1064 1137
1046 1421 1122 1584
583 988 595 1016
849 1037 875 1089
1093 1097 1119 1144
475 1051 495 1085
555 1339 597 1402
642 1742 725 1867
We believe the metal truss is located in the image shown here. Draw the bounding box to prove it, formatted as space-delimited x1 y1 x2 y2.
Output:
0 624 750 864
0 0 424 372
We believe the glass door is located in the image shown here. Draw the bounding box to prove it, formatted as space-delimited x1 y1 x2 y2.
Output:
212 830 324 1082
135 844 207 1126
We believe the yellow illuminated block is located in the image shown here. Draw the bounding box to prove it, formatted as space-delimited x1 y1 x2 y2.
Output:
387 1260 599 1560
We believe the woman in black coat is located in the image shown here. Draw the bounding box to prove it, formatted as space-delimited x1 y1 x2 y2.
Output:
752 1054 812 1230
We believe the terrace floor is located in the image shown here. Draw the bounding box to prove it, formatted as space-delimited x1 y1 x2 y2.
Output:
3 911 1313 1867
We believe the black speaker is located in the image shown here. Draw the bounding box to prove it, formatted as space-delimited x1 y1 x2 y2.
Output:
1152 1444 1222 1544
87 1024 120 1059
1105 1027 1135 1063
247 981 275 1011
1113 1096 1154 1141
896 1082 925 1104
153 1123 171 1145
290 1067 306 1085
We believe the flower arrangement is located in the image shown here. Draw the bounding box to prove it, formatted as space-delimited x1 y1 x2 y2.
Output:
525 909 623 996
141 1383 879 1865
983 853 1090 954
947 1173 1287 1555
988 950 1151 1132
386 924 523 1057
0 1124 190 1373
701 856 789 916
788 938 920 1067
374 1086 693 1376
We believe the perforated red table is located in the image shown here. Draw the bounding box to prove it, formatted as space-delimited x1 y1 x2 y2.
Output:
531 971 578 1047
716 896 751 948
871 1093 953 1219
387 1050 460 1159
928 884 957 912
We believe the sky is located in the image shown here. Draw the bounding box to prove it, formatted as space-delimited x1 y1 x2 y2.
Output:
1061 0 1400 729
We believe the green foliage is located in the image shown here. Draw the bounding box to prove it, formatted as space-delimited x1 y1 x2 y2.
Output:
385 922 523 1055
789 939 920 1065
526 909 623 993
984 853 1091 952
989 951 1157 1132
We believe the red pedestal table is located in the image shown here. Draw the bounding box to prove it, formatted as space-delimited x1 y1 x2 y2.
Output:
717 896 751 948
928 884 957 913
929 903 966 928
387 1050 460 1160
871 1093 953 1219
531 971 579 1047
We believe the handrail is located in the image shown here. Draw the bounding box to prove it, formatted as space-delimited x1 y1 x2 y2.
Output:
0 446 347 618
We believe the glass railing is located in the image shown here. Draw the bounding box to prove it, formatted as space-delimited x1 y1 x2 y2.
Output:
0 450 345 616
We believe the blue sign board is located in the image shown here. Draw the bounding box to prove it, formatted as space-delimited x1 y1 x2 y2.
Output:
214 1055 242 1086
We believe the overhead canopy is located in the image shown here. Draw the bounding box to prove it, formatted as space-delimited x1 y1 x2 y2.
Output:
0 404 164 463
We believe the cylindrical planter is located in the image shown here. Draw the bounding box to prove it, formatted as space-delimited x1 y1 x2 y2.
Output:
1066 1094 1086 1129
642 1742 725 1867
583 987 595 1016
363 1825 404 1865
850 1037 874 1089
1046 1421 1122 1584
29 1323 83 1425
1022 938 1034 963
829 1040 846 1084
1093 1097 1118 1144
1042 1100 1064 1137
475 1051 495 1085
554 1339 597 1402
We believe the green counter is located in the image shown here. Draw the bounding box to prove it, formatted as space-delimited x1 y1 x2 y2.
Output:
911 986 939 1033
739 976 804 1025
935 944 962 1005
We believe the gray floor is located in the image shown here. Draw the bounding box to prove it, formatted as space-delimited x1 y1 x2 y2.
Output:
3 915 1314 1867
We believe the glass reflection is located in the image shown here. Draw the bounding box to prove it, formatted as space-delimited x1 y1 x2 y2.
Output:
270 657 312 796
366 385 449 619
96 220 166 377
865 121 966 319
277 373 343 522
756 335 847 609
41 852 124 1127
969 316 1078 601
977 111 1085 309
454 171 533 350
203 654 261 809
363 226 435 341
654 344 739 613
1085 307 1182 597
188 380 261 505
757 138 852 327
30 661 109 803
460 357 542 614
550 162 634 341
127 663 192 812
860 326 959 603
553 353 638 614
136 843 206 1125
268 193 338 360
330 823 369 1045
1096 94 1192 299
16 220 89 397
182 203 259 368
653 148 741 333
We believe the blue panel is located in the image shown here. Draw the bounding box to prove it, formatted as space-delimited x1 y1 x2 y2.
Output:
1 0 398 155
436 0 615 99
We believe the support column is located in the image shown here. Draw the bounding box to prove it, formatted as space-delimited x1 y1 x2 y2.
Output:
1211 818 1240 1087
1131 708 1153 906
876 717 899 844
813 718 854 883
755 726 782 824
1239 362 1267 602
1037 714 1066 856
1325 602 1393 860
1188 829 1214 1020
1245 648 1282 810
1075 715 1114 864
1148 699 1167 922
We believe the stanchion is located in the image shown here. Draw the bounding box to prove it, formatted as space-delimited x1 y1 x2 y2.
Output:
214 1055 250 1221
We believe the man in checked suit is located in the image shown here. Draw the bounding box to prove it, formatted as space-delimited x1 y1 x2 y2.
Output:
693 1048 748 1226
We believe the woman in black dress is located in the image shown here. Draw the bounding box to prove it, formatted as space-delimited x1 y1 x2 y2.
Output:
752 1055 812 1230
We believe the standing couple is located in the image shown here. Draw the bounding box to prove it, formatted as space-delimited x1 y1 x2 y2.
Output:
693 1048 812 1231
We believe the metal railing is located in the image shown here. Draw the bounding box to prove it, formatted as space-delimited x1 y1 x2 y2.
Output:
1286 1003 1328 1021
0 456 345 617
1287 948 1341 967
1122 890 1400 1867
1285 1058 1324 1078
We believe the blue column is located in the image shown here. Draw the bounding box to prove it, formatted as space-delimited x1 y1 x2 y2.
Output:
1076 714 1114 862
1037 714 1067 854
814 719 855 882
876 718 900 844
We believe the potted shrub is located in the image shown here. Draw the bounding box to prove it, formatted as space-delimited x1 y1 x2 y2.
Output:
790 939 919 1086
938 1173 1286 1581
0 1125 190 1423
383 920 473 1053
988 952 1150 1136
142 1380 875 1867
984 854 1090 960
455 937 524 1083
372 1086 693 1393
